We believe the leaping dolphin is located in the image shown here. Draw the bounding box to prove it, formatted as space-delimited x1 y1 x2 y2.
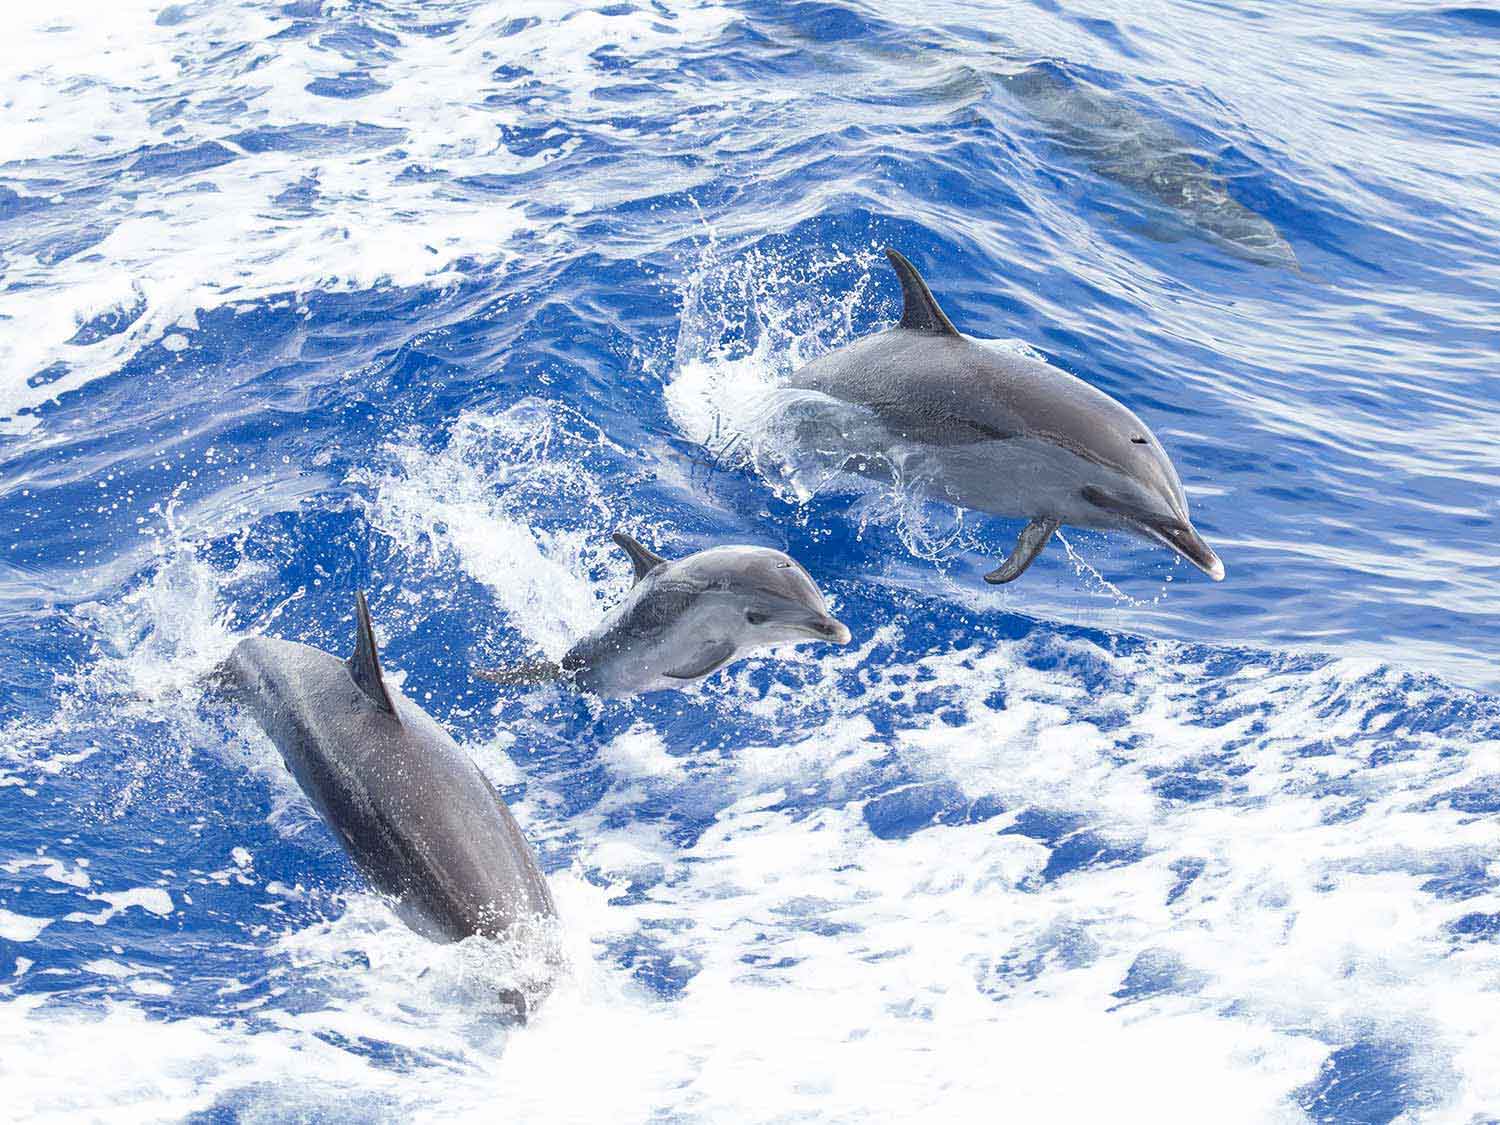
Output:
785 249 1225 585
477 532 851 698
210 593 556 969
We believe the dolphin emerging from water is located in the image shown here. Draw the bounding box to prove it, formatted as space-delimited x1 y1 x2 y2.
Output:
211 593 556 958
784 249 1225 585
477 533 850 698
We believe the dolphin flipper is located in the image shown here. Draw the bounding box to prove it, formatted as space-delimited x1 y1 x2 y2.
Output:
984 517 1060 584
473 659 563 686
663 640 736 681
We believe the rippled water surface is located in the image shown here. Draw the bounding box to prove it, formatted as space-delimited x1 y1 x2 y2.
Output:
2 1 1497 1120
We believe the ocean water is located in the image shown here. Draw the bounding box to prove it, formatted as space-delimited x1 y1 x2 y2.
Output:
2 0 1498 1120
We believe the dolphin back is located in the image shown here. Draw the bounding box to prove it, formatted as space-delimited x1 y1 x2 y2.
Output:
212 603 556 948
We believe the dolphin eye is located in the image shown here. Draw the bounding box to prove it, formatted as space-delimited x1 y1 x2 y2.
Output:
774 562 792 569
1131 437 1148 445
746 611 769 625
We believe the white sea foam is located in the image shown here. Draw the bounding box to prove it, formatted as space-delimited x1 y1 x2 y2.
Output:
6 2 1499 1118
0 0 738 432
0 909 53 943
2 855 92 889
359 400 626 659
4 388 1497 1120
64 887 175 927
325 395 1500 1119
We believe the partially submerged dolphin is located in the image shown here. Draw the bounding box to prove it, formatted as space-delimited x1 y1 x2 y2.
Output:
211 593 556 952
477 532 851 698
785 249 1225 585
998 61 1297 269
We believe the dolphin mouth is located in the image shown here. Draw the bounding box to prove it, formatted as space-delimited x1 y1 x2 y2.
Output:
1135 517 1225 581
801 616 852 645
1080 486 1225 581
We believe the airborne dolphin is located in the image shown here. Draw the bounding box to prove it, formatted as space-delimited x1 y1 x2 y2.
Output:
477 532 851 698
211 593 556 960
785 249 1225 585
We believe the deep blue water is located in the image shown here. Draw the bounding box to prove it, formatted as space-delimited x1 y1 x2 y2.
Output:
2 0 1498 1120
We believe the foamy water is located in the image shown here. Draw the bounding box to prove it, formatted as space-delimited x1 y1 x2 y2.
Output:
3 0 1498 1120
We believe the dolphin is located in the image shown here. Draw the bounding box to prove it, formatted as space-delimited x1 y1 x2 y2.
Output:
998 61 1297 270
476 532 851 698
783 249 1225 585
210 593 556 966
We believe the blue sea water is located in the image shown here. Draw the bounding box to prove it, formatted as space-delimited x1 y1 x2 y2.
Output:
2 0 1498 1119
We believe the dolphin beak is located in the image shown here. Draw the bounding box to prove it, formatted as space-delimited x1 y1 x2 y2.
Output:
803 616 852 645
1141 518 1225 581
1080 486 1226 582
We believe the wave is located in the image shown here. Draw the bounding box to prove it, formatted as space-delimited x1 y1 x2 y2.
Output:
4 0 1499 1119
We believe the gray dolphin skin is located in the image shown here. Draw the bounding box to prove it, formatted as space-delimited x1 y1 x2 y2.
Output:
477 533 851 698
785 249 1225 585
211 593 556 949
999 61 1297 270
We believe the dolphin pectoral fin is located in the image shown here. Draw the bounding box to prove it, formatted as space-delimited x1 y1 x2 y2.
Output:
984 517 1060 584
472 659 563 686
612 531 668 584
347 591 397 717
663 641 737 681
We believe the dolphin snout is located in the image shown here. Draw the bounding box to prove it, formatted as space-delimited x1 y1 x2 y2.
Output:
1159 520 1225 582
1079 486 1225 582
807 616 852 644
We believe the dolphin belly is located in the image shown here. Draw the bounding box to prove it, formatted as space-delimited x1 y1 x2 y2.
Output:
216 634 555 944
913 436 1122 528
564 631 648 698
767 386 1112 529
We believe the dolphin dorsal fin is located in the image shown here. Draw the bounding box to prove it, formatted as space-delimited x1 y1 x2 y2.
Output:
887 248 958 336
612 531 667 584
347 591 397 717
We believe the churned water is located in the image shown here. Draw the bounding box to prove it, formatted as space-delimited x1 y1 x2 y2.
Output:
1 1 1497 1120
